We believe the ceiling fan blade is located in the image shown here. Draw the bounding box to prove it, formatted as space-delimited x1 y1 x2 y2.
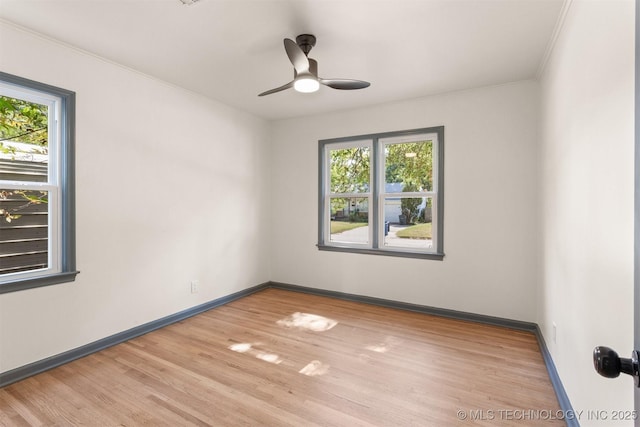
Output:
284 38 309 73
258 81 294 97
319 78 370 90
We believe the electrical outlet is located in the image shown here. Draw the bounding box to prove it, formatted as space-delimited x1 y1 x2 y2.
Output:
190 280 199 294
552 322 557 344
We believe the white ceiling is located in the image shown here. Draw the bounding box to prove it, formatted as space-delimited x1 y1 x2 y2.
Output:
0 0 565 120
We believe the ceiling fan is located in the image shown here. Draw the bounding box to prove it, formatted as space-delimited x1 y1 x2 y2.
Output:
258 34 370 97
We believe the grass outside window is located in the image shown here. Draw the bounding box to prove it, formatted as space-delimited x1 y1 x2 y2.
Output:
330 221 367 234
395 223 432 239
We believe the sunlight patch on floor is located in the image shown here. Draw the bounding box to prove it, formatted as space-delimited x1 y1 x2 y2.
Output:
255 351 283 365
365 336 403 354
276 312 338 332
228 342 282 364
228 343 252 353
299 360 330 376
365 343 389 353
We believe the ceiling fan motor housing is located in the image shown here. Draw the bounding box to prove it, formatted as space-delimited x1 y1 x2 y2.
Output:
296 34 316 55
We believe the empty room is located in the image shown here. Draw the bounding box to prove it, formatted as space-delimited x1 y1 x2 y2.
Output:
0 0 636 425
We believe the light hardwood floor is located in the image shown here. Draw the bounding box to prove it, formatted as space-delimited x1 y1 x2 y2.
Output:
0 289 563 426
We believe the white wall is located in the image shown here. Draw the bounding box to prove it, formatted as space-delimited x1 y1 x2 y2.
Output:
0 22 271 373
270 81 540 322
539 0 635 423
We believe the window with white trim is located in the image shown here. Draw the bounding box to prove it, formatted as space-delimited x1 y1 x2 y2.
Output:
0 72 77 293
318 127 444 259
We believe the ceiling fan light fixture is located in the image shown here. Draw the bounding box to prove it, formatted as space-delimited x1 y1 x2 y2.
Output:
294 76 320 93
258 35 369 97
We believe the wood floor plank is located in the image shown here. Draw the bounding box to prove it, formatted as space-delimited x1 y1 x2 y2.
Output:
0 289 563 426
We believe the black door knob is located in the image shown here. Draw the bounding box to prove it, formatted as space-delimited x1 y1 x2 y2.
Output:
593 346 640 386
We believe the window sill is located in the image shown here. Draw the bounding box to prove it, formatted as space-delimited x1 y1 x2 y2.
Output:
0 271 80 294
317 244 445 260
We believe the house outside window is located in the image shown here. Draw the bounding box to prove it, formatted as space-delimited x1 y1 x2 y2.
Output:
0 72 77 293
318 126 444 259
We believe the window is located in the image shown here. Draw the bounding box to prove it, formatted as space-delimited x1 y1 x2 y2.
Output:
318 127 444 259
0 72 77 293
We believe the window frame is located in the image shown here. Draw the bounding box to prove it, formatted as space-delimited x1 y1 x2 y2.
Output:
0 71 78 294
322 139 373 249
318 126 444 260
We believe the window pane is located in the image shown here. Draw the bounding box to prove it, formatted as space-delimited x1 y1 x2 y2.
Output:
0 189 49 275
384 140 432 192
330 146 370 193
382 197 433 250
329 197 369 244
0 96 49 182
